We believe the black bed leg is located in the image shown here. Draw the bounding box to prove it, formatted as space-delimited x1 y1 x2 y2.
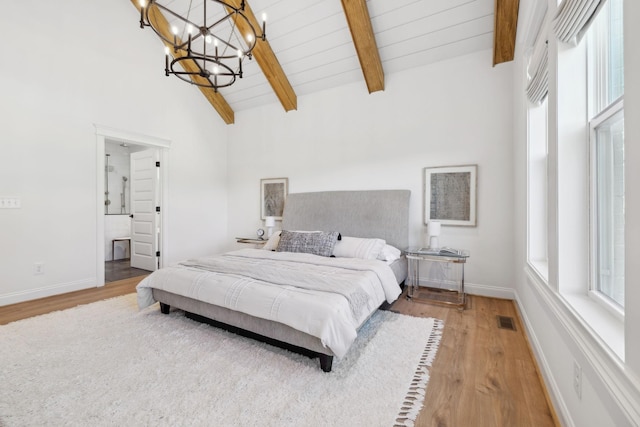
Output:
159 302 170 314
319 354 333 372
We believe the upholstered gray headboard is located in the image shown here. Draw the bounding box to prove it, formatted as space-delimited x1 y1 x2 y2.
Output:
281 190 411 250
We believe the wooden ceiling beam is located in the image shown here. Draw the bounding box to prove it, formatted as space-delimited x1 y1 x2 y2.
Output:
227 0 297 112
130 0 235 124
341 0 384 93
493 0 520 65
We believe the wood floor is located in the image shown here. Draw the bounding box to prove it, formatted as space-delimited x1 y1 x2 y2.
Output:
0 279 559 426
0 277 142 325
391 293 560 427
104 259 150 283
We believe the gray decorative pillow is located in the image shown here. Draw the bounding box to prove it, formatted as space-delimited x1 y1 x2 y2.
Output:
276 230 340 257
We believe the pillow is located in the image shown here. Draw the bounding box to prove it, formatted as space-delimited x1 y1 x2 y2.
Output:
276 230 340 257
376 244 402 262
263 230 335 251
262 230 282 251
332 236 386 260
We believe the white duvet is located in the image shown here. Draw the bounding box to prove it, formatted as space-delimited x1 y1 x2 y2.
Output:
136 248 402 358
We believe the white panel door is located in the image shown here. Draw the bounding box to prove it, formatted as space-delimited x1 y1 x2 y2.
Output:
130 149 159 272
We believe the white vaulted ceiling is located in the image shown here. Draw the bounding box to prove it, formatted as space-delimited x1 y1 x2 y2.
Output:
224 0 495 110
137 0 509 122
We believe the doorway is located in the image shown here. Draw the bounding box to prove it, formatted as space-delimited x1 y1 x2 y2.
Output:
104 140 155 283
95 125 171 287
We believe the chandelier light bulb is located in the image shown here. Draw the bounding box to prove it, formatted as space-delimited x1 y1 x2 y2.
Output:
164 46 170 75
213 66 220 75
139 0 145 7
261 12 267 40
171 26 178 35
237 49 243 58
205 35 212 44
246 33 253 43
186 24 193 34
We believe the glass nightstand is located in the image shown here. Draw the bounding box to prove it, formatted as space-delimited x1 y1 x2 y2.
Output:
405 247 469 310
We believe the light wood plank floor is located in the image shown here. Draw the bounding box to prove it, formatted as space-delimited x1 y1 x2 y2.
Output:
391 293 560 427
0 279 559 426
0 277 142 325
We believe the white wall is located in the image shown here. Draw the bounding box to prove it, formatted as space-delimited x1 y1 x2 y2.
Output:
512 0 640 426
227 50 516 296
623 0 640 384
0 0 229 304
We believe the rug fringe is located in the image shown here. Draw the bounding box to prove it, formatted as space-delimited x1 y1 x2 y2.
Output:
394 318 444 427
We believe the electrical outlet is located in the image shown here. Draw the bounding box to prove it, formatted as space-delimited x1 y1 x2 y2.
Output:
0 198 21 209
573 360 582 399
34 263 44 275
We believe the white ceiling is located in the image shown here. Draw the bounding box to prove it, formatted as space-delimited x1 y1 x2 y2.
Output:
155 0 495 112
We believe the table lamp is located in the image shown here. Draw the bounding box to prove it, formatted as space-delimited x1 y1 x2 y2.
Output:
265 216 276 238
428 221 441 249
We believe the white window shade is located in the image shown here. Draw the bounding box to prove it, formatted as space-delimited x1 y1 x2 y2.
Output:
553 0 605 44
526 40 549 105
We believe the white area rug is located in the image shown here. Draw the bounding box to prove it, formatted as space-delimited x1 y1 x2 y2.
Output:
0 294 442 427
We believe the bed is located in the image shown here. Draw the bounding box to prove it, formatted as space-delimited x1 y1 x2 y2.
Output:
136 189 410 372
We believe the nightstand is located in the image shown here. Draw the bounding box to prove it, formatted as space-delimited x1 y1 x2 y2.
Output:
405 247 469 310
235 237 267 247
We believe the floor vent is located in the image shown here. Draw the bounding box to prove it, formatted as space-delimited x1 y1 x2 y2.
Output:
497 315 516 331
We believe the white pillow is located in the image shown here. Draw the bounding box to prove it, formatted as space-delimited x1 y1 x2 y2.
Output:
262 230 282 251
332 236 386 260
376 244 402 262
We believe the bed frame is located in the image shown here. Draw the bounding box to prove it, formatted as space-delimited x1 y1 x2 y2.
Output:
153 189 411 372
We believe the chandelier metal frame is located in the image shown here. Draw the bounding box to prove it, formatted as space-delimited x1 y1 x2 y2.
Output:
138 0 266 91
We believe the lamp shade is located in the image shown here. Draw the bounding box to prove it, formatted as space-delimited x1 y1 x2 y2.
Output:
264 216 276 227
428 221 441 236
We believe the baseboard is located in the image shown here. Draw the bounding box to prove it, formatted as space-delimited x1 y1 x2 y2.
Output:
0 278 97 306
465 282 516 300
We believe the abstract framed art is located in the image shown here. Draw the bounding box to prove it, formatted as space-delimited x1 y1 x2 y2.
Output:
424 165 477 226
260 177 288 220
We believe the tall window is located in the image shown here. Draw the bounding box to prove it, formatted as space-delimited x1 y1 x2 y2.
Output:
526 10 549 280
528 97 548 279
588 0 624 309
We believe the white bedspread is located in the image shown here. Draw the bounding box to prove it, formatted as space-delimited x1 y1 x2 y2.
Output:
136 249 402 358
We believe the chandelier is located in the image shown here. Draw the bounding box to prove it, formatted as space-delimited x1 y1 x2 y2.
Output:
138 0 266 91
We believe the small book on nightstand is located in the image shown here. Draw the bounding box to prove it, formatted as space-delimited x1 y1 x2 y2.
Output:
417 247 460 254
438 247 461 255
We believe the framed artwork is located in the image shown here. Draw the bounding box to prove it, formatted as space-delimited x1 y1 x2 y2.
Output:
260 177 288 220
424 165 477 226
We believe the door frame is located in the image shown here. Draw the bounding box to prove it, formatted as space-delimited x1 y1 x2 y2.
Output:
95 124 171 287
